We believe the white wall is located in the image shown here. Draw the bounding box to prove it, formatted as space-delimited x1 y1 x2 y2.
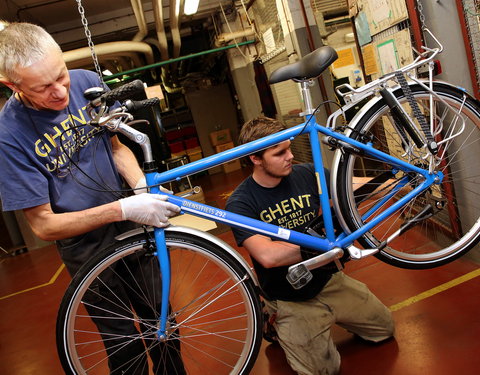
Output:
420 1 474 93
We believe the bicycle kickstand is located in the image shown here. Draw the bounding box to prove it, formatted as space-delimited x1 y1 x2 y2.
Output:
347 204 434 259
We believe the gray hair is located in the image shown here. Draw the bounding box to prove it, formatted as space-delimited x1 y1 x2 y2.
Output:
0 21 62 83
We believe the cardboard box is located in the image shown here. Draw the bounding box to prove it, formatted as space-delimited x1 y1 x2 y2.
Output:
215 141 234 153
170 150 187 158
222 159 241 173
188 150 203 162
210 129 232 146
186 146 202 162
186 146 202 155
215 142 241 173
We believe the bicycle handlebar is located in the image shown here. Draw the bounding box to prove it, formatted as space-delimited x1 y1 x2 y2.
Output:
124 98 160 112
85 79 160 125
90 79 146 107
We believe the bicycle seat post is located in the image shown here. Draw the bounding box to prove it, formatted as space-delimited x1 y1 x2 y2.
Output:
299 80 315 118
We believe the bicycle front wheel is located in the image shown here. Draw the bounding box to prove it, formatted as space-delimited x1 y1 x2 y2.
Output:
56 228 262 374
334 82 480 269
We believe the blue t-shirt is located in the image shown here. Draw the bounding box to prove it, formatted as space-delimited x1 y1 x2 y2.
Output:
0 69 122 212
0 69 134 274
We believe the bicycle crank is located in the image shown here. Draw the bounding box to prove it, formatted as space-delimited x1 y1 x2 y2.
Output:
286 248 344 289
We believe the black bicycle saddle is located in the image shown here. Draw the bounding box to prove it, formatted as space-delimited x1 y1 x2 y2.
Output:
269 46 338 84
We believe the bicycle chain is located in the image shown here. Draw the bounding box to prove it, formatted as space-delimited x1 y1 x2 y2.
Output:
394 71 437 154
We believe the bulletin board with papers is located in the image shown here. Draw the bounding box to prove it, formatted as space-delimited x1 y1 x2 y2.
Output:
348 0 414 80
355 0 409 36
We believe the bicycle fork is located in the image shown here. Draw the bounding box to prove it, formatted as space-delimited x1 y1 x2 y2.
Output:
144 170 172 341
153 227 171 341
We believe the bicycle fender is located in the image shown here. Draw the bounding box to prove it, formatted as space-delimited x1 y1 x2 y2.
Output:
329 79 471 234
115 225 259 287
343 80 477 140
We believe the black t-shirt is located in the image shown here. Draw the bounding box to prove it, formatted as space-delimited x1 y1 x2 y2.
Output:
226 163 333 301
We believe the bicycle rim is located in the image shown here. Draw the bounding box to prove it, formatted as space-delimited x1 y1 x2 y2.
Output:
335 83 480 269
57 231 262 374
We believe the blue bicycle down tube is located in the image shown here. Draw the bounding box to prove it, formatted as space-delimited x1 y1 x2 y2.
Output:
165 194 332 252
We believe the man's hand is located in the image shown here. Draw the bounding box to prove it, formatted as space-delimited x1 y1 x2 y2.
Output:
119 193 180 227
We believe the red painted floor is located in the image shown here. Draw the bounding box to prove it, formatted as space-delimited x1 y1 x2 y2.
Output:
1 168 479 374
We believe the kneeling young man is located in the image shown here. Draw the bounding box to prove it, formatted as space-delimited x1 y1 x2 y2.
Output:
226 117 394 375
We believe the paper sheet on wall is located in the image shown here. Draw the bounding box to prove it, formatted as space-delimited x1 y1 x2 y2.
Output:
357 0 409 36
362 44 378 75
371 0 390 24
366 28 413 80
355 11 372 46
263 28 276 54
333 48 356 69
377 39 399 75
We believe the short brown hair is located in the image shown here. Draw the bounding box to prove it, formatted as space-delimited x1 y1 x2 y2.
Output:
239 117 286 161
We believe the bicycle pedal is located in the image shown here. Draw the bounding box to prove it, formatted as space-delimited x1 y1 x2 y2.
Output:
286 264 313 289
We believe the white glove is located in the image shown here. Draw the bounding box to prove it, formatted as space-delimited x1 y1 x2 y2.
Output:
119 193 180 227
134 176 173 195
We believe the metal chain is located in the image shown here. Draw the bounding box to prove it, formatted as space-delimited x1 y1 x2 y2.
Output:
416 0 427 31
76 0 104 85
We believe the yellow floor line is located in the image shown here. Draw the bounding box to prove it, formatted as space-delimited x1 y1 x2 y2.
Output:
1 263 479 311
0 263 65 301
389 267 480 312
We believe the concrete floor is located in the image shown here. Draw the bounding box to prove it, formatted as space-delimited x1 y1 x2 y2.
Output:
1 168 479 374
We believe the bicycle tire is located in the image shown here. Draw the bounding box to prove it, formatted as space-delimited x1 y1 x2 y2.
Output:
56 229 262 374
334 82 480 269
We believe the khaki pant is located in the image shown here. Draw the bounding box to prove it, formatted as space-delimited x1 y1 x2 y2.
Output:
264 272 394 375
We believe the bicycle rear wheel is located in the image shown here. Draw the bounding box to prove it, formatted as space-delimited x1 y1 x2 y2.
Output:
334 82 480 269
56 228 262 374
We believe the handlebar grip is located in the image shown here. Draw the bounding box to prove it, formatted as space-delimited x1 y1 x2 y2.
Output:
125 98 160 112
93 80 145 106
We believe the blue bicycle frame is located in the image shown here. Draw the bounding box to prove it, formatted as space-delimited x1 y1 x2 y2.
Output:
146 114 441 338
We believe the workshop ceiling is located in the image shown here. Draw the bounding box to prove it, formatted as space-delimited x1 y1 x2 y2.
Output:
1 0 242 83
0 0 233 51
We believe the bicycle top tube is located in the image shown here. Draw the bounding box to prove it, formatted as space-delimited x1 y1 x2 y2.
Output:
152 123 311 185
151 118 435 189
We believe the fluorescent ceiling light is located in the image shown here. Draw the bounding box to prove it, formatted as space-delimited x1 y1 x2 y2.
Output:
184 0 200 15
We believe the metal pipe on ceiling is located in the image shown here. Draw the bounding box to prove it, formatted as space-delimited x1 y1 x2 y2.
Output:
104 39 256 81
63 41 155 68
214 28 256 47
152 0 169 60
130 0 148 42
170 0 182 59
